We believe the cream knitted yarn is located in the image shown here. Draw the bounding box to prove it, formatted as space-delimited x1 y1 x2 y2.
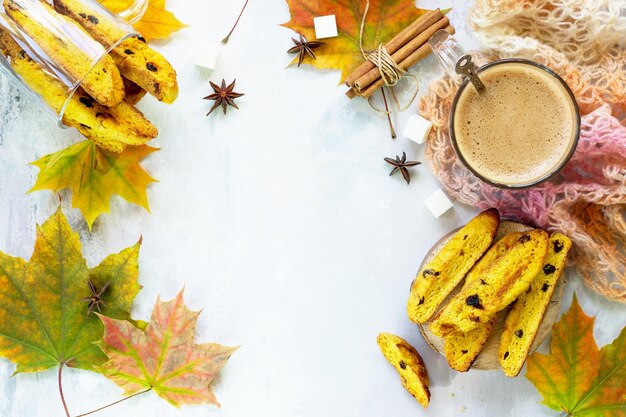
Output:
419 0 626 302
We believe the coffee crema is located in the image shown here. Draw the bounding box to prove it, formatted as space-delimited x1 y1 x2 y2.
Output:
452 62 578 187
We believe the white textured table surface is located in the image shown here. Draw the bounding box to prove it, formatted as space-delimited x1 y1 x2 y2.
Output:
0 1 624 416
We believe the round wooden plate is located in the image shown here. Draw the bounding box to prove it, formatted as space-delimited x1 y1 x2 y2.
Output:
416 220 566 371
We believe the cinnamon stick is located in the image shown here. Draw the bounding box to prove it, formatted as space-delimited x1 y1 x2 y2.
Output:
344 9 443 86
347 25 455 99
353 16 450 91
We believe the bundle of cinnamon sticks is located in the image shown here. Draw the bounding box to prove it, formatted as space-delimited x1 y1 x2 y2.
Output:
345 9 454 99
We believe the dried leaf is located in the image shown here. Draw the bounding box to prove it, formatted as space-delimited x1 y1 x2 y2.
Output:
0 209 142 373
97 290 237 407
526 295 626 416
30 141 157 229
98 0 187 41
281 0 430 82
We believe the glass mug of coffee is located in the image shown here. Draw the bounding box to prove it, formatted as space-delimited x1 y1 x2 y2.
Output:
428 30 580 189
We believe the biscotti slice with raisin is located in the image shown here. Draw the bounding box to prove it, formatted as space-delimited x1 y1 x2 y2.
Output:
440 233 524 371
4 0 124 107
1 30 156 152
430 230 549 337
53 0 178 103
499 233 572 377
407 208 500 323
377 333 430 408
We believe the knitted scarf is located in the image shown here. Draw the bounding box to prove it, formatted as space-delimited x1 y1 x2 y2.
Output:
419 0 626 302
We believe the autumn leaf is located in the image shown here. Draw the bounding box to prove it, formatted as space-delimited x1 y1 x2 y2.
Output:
30 141 157 229
98 0 187 41
96 290 237 407
526 295 626 416
0 209 142 373
281 0 431 82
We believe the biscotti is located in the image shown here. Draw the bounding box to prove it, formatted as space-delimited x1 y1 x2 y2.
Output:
499 233 572 377
377 333 430 408
53 0 179 103
444 318 495 372
0 29 157 152
4 0 124 107
430 229 549 337
440 232 524 371
407 208 500 323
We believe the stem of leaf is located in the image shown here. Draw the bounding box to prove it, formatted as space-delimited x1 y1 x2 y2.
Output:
381 87 397 139
58 363 71 417
74 388 152 417
221 0 249 44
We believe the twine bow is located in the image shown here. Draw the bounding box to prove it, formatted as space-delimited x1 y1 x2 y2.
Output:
358 0 419 115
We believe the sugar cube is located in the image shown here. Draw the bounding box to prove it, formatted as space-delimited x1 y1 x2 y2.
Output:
313 15 338 39
194 44 220 71
424 189 453 218
403 114 433 144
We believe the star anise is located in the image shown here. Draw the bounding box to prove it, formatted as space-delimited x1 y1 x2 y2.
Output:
81 280 109 316
384 152 421 184
203 79 244 116
287 34 324 67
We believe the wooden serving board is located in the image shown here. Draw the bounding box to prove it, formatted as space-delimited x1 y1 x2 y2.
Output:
416 221 566 371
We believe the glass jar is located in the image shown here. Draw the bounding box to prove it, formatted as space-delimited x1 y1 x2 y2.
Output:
0 0 148 126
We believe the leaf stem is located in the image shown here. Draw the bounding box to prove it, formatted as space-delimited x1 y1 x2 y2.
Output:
381 87 397 139
74 388 152 417
221 0 249 44
58 363 71 417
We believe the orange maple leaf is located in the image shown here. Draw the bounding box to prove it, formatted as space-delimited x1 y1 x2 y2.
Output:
96 290 238 407
281 0 431 82
526 295 626 416
98 0 187 41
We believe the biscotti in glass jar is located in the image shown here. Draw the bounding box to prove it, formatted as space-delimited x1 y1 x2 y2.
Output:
0 0 181 153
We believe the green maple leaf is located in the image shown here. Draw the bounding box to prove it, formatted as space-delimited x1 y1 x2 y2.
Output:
0 209 142 373
526 295 626 417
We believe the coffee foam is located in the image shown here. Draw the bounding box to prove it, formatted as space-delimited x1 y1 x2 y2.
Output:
452 62 578 186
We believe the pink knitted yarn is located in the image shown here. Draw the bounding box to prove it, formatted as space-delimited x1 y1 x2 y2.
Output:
419 48 626 301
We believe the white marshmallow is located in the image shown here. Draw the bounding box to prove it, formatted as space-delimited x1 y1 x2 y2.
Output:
403 114 433 144
424 189 453 218
194 44 220 71
313 15 338 39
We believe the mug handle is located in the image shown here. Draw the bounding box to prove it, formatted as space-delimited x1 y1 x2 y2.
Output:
428 29 467 79
428 29 485 91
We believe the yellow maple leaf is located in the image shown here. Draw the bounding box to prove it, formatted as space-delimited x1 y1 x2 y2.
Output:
30 141 157 229
99 0 187 41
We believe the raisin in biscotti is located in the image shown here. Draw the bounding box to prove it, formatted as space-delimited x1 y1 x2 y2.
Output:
0 30 156 152
377 333 430 408
430 230 549 337
123 77 147 105
498 233 572 377
441 232 524 371
53 0 178 103
4 0 124 107
407 208 500 324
